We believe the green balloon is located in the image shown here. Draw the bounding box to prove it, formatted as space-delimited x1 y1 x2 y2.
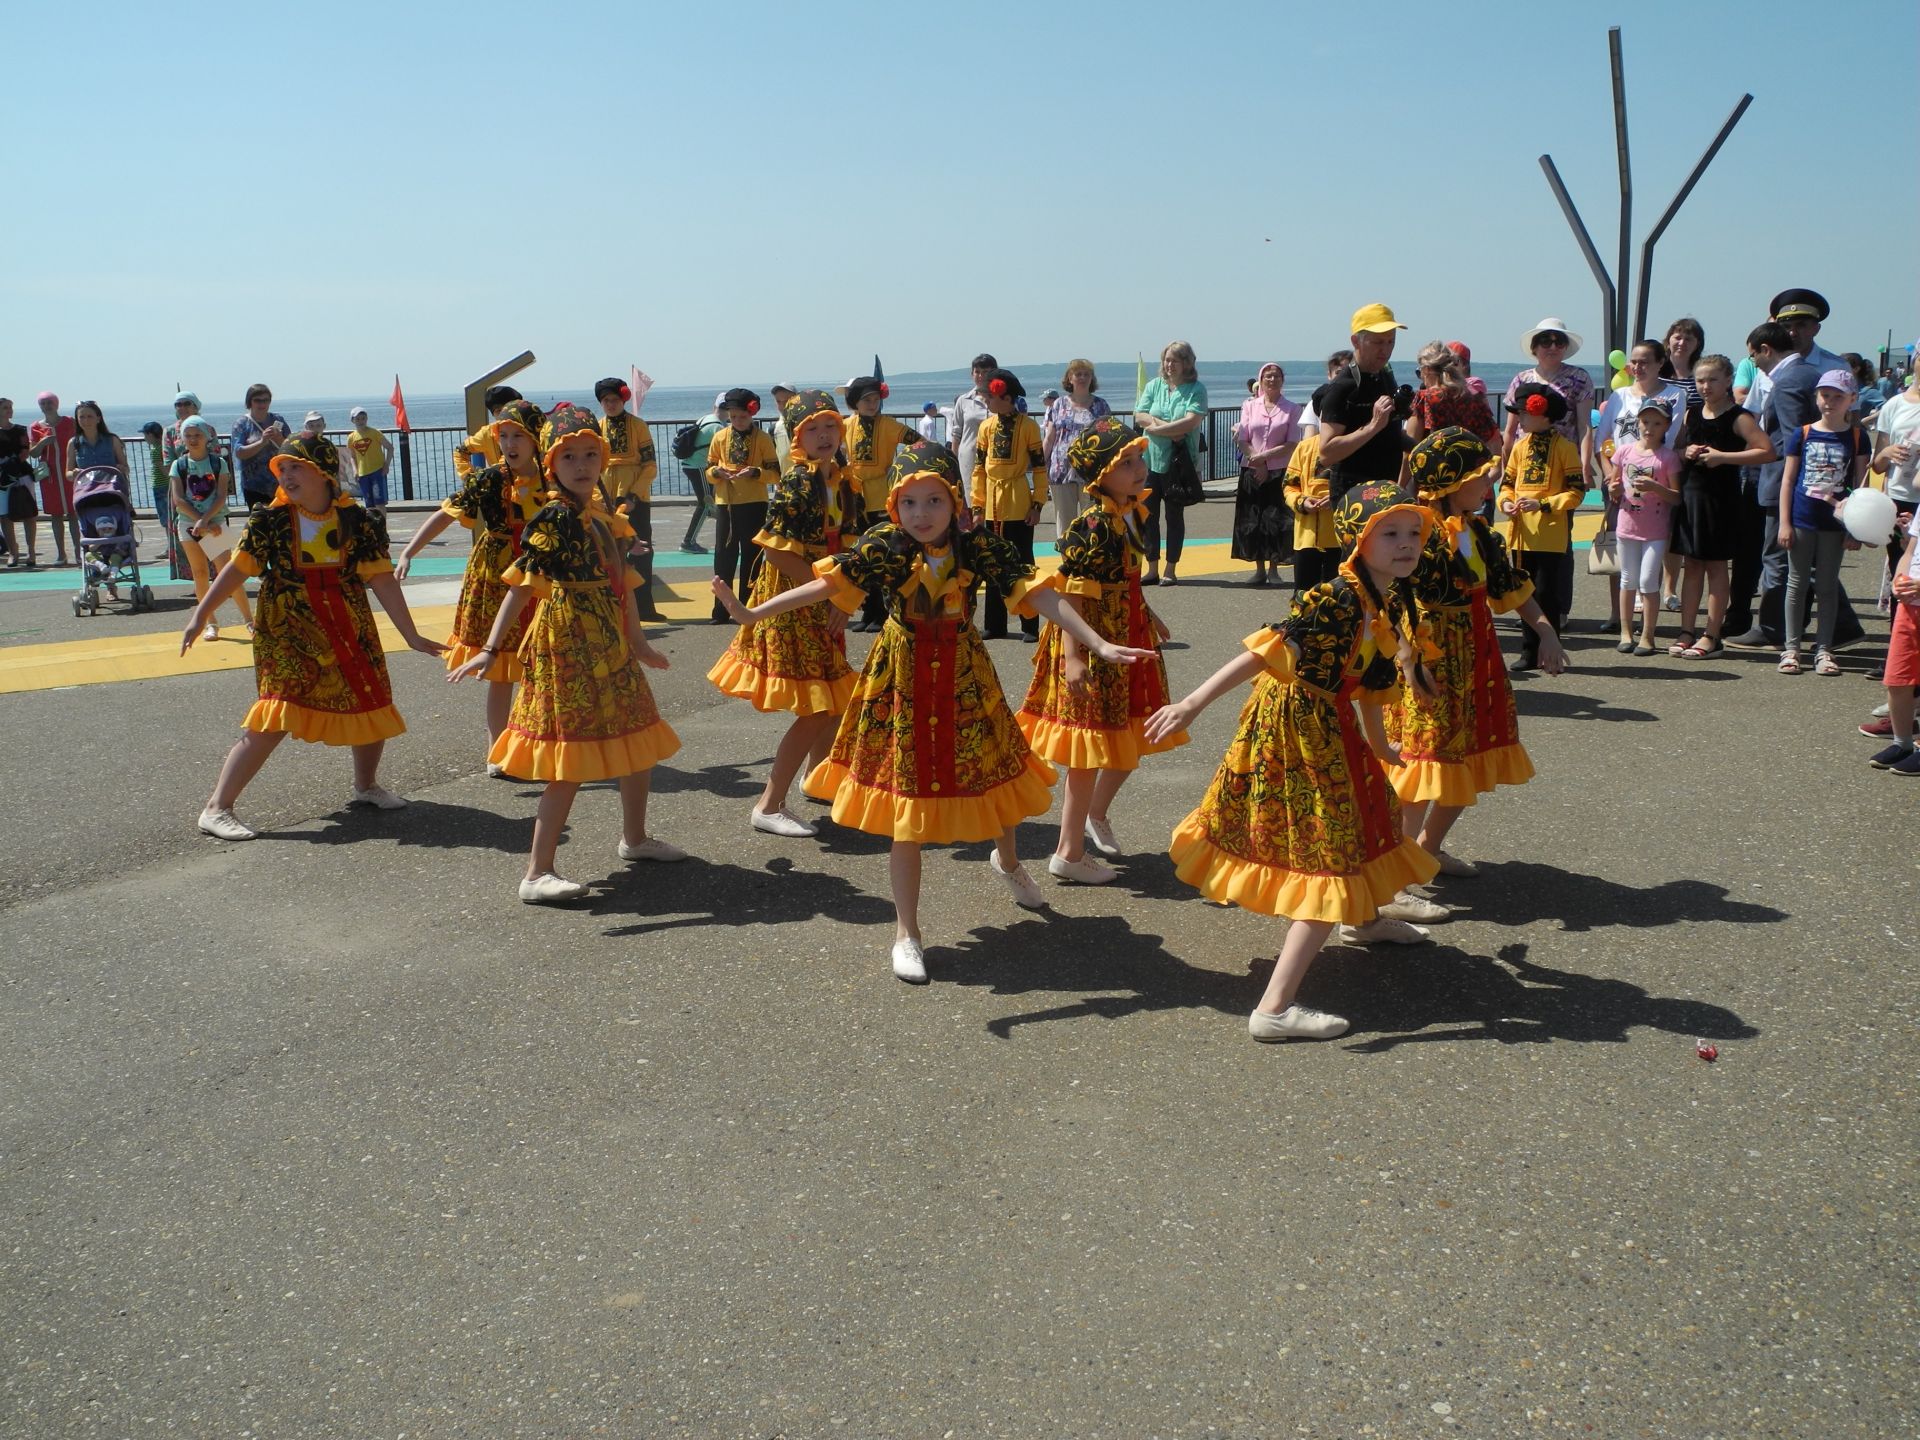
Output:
1607 348 1628 370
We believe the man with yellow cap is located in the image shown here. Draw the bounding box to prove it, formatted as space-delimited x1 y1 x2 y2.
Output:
1316 303 1413 500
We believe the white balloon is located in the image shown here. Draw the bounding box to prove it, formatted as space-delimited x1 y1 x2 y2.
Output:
1841 487 1898 544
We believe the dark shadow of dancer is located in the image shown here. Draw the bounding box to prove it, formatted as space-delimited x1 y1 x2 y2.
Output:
1451 861 1788 934
1322 941 1758 1053
591 854 894 937
1512 688 1657 723
640 759 766 801
290 799 533 856
937 913 1257 1038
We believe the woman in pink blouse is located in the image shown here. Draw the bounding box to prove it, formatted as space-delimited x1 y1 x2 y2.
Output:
1231 363 1302 586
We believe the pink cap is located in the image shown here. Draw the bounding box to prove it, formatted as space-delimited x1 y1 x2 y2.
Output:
1445 341 1471 369
1815 368 1857 395
35 391 57 405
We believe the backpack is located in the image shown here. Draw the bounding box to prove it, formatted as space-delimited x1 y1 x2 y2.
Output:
670 423 702 461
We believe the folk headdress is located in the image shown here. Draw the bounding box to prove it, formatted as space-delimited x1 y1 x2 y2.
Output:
779 388 842 451
1510 381 1568 425
269 433 343 494
1066 416 1148 496
883 439 965 524
537 401 609 479
1406 426 1496 504
491 398 546 447
1332 479 1432 662
844 376 888 408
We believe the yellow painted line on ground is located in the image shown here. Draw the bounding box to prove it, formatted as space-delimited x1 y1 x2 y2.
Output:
0 516 1606 696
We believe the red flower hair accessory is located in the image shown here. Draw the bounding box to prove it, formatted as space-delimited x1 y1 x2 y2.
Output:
878 382 890 398
989 378 1007 397
746 397 760 415
617 382 631 400
1525 394 1548 416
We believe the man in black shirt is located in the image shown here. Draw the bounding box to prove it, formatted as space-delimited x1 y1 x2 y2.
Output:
1317 302 1411 497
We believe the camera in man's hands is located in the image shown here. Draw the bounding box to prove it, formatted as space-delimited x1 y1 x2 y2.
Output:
1392 384 1416 420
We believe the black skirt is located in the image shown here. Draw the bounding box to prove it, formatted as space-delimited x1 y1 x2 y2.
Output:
4 480 37 521
1231 468 1293 562
1669 468 1740 561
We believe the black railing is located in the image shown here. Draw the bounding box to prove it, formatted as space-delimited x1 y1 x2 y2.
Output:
110 401 1523 513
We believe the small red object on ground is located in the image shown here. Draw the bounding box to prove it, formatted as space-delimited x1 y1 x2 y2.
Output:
1695 1039 1718 1062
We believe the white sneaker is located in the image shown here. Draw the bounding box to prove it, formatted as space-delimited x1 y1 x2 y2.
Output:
485 762 509 779
201 622 218 641
1433 849 1480 878
1249 1004 1350 1041
990 852 1048 909
197 806 256 842
891 936 928 983
1048 852 1118 885
1084 815 1121 856
1378 889 1449 923
518 871 587 904
1662 594 1681 612
617 836 687 863
1337 917 1432 946
1873 702 1891 719
349 785 407 810
750 807 816 838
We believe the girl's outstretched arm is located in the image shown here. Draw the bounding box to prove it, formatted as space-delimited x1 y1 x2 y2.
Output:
366 573 446 656
394 509 456 579
449 587 531 681
1027 587 1153 666
1144 649 1266 743
711 572 835 623
179 560 249 652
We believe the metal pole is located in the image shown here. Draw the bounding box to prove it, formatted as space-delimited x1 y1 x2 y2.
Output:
1609 27 1631 356
398 431 414 502
1538 155 1616 349
1632 94 1754 347
464 351 537 435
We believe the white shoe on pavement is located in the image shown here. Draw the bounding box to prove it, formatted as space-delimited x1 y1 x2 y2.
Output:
990 852 1048 909
1249 1004 1350 1041
1432 849 1480 878
197 807 256 842
1337 917 1432 946
751 807 817 838
1378 889 1449 923
1084 815 1122 856
350 785 407 810
891 937 928 983
1048 852 1118 885
518 872 587 904
485 762 509 779
201 622 218 642
618 836 687 862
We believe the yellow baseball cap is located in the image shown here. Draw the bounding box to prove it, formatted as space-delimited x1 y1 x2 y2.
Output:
1350 302 1406 334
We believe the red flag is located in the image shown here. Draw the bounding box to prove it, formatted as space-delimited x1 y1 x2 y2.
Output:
628 365 654 411
390 375 411 433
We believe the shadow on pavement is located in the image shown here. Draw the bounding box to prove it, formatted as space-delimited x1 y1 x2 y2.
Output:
1512 688 1657 723
1327 941 1759 1052
1449 860 1787 933
647 759 767 801
591 854 894 936
291 799 532 855
936 913 1255 1037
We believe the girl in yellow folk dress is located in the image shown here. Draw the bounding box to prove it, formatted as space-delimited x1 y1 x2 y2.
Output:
394 399 547 768
450 403 684 904
180 435 445 842
712 440 1154 984
1015 416 1187 885
1389 428 1566 878
706 389 860 838
1145 482 1441 1042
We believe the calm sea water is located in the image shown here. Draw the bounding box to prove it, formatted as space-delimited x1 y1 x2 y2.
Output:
95 360 1586 440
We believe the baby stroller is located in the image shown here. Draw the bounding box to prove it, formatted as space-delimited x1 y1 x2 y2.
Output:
71 467 154 615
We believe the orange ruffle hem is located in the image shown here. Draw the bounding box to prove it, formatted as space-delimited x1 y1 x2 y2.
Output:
803 752 1056 844
1016 711 1188 772
244 697 406 747
489 718 681 784
1390 741 1534 806
1167 814 1438 924
706 647 858 717
442 637 524 685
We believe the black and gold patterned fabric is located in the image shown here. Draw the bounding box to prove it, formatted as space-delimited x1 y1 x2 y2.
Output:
1065 416 1146 492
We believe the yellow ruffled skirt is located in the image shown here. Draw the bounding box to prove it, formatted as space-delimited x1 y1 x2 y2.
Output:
707 559 856 715
803 614 1054 843
444 529 529 684
1169 673 1436 923
1386 590 1533 805
245 571 405 747
1017 574 1186 770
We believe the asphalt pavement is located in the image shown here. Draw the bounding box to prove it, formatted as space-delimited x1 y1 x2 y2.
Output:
2 500 1914 1438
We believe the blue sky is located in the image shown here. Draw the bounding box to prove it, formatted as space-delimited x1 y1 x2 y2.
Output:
8 0 1915 404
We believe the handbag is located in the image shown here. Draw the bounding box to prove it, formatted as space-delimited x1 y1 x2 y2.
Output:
1160 435 1205 507
1586 528 1619 576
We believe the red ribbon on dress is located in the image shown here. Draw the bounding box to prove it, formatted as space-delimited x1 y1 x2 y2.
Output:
911 617 959 797
1123 573 1168 718
302 568 387 713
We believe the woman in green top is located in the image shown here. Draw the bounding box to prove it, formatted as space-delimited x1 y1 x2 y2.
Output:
1132 340 1209 585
